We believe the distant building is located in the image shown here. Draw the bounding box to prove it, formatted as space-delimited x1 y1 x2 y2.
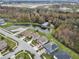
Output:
0 40 7 51
76 9 79 13
0 18 5 26
43 42 58 54
59 7 73 13
35 27 49 33
54 51 72 59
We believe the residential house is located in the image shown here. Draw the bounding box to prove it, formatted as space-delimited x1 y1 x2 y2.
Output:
36 36 48 45
42 22 49 27
54 51 72 59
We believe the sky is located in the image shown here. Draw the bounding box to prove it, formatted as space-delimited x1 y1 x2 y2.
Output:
0 0 79 2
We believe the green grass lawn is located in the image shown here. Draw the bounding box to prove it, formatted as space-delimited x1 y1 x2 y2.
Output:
0 22 13 28
31 40 38 46
41 53 54 59
0 34 17 55
15 50 34 59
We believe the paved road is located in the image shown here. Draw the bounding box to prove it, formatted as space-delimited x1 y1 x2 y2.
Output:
0 28 41 59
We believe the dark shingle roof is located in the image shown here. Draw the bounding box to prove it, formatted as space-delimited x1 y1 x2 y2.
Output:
54 51 71 59
43 42 58 54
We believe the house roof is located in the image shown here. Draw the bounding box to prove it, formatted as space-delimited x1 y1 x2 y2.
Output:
0 19 5 25
54 51 71 59
37 36 48 45
0 40 7 51
43 42 58 54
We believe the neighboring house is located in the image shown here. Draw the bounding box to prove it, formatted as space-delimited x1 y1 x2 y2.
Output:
21 30 40 40
0 18 5 26
31 32 40 40
42 22 49 26
43 42 58 54
35 27 49 33
21 30 33 38
0 40 7 51
54 51 72 59
76 9 79 13
36 36 48 45
41 22 54 30
59 7 73 13
21 30 48 45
